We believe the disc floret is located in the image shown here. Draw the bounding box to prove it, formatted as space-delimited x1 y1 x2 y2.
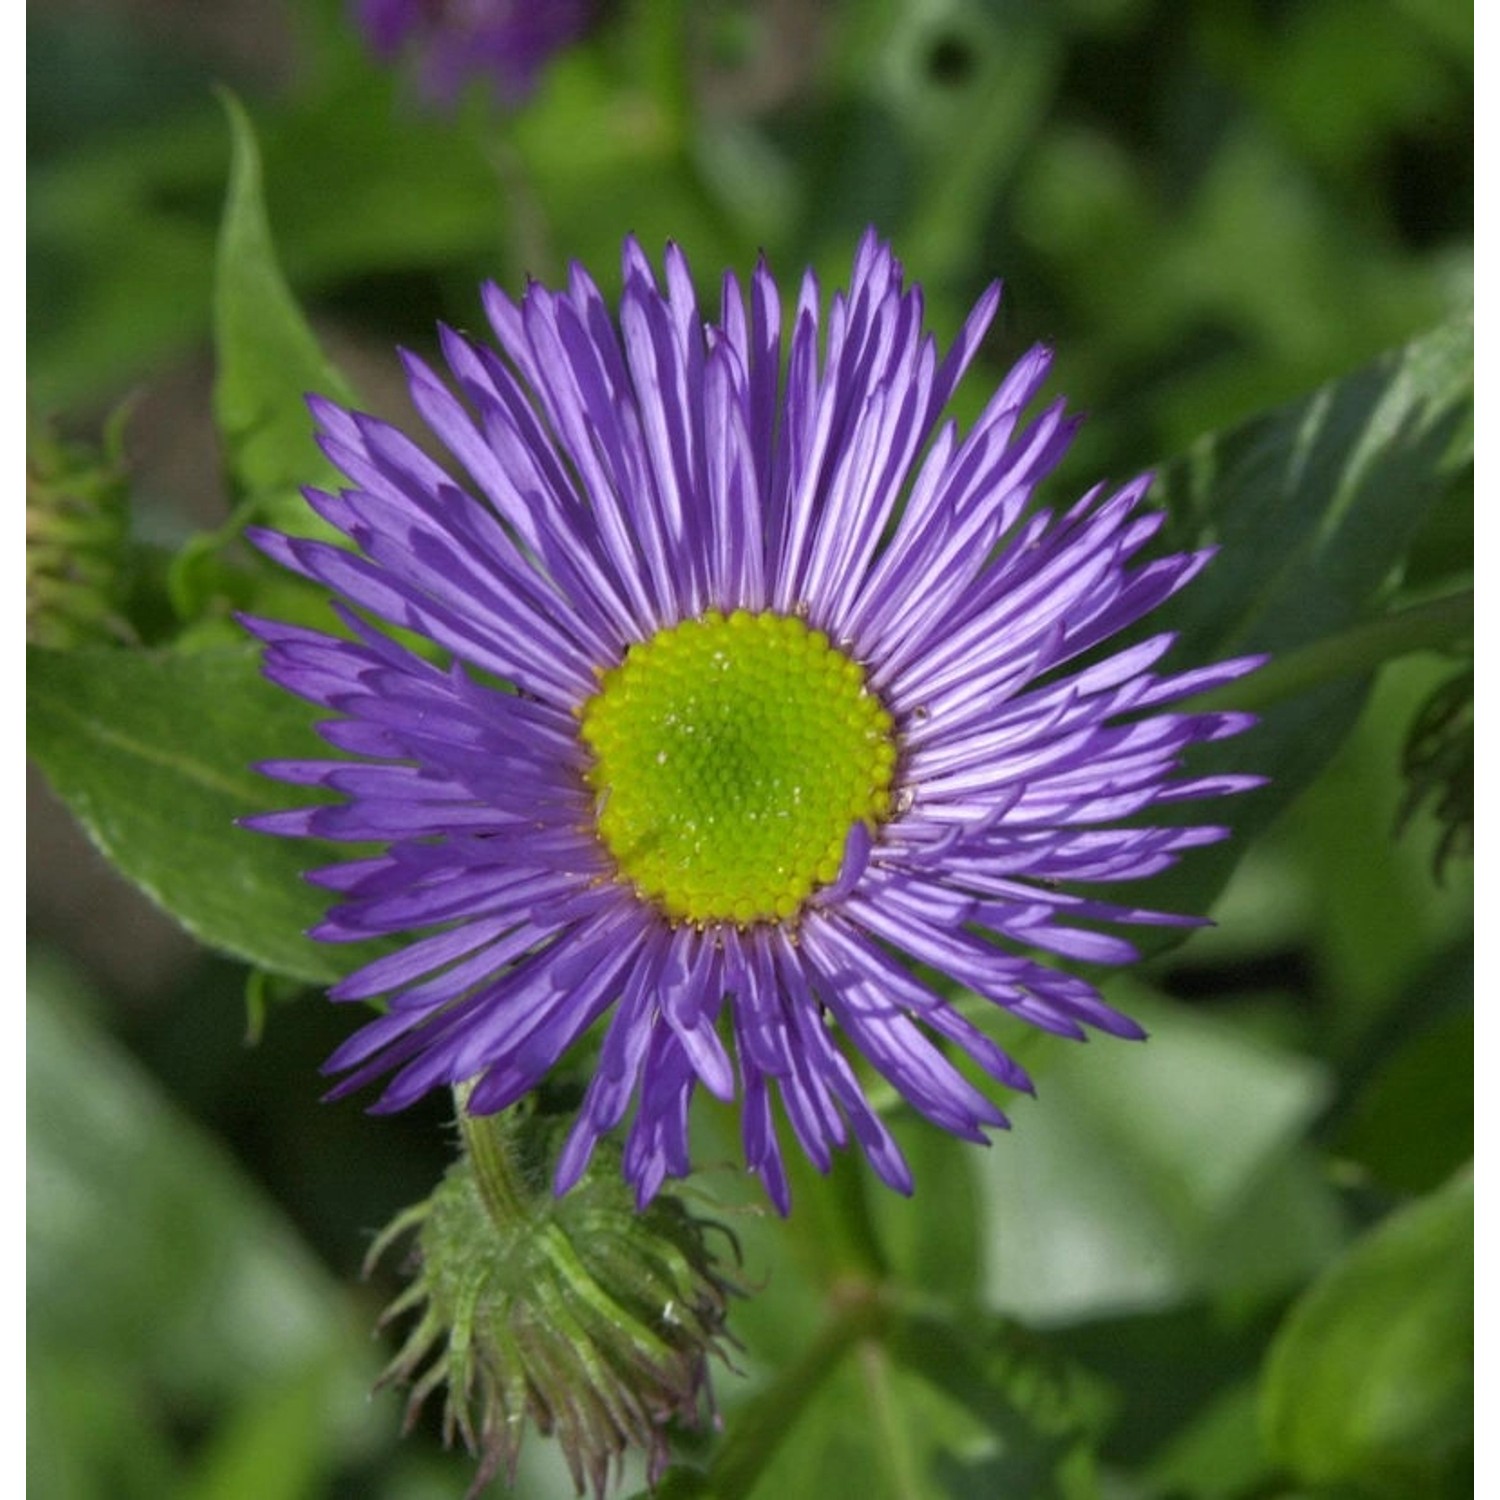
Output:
580 610 896 925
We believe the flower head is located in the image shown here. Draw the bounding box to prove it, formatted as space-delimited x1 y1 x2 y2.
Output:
244 232 1263 1212
354 0 594 107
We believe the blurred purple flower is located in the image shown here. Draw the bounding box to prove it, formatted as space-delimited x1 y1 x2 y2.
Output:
244 233 1263 1212
355 0 594 106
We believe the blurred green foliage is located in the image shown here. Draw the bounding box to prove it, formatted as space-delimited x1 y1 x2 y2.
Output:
28 1 1470 1498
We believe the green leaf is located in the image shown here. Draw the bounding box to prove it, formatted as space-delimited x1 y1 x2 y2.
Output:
27 644 387 984
28 110 223 409
1162 311 1472 661
708 1290 887 1500
1046 1302 1274 1481
1130 314 1474 929
629 1469 715 1500
976 983 1340 1323
1337 1010 1473 1194
27 952 387 1495
1395 664 1473 882
28 1352 181 1500
1258 656 1475 1031
28 61 503 411
1260 1170 1473 1490
168 93 365 628
211 90 356 522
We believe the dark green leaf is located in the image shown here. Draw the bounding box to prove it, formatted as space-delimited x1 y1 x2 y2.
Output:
1047 1302 1275 1477
1260 1170 1473 1489
626 1468 715 1500
28 112 223 409
1162 305 1471 666
27 644 386 984
28 1352 181 1500
1141 1380 1270 1500
178 1358 353 1500
1329 931 1473 1195
707 1293 887 1500
1130 314 1474 929
28 64 503 411
1246 656 1474 1034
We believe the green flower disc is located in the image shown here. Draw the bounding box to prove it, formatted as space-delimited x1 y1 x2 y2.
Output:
580 610 897 926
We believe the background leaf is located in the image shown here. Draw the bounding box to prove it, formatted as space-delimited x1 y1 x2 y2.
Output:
1334 1006 1472 1196
1158 314 1472 659
1260 1169 1473 1491
975 982 1341 1324
26 952 388 1498
713 1304 1101 1500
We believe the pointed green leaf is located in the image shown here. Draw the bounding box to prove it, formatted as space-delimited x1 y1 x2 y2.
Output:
213 90 356 509
169 94 362 626
27 644 387 983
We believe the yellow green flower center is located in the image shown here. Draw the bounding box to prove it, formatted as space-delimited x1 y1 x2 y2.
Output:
579 610 897 925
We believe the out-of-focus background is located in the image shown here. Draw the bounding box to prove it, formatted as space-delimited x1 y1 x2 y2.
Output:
29 2 1472 1497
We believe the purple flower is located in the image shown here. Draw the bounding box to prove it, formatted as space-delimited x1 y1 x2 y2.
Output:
354 0 593 107
244 232 1263 1213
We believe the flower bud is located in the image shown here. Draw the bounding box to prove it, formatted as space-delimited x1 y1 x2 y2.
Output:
367 1101 740 1497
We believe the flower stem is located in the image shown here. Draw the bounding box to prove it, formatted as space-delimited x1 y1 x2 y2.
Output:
1190 589 1472 714
453 1087 531 1225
